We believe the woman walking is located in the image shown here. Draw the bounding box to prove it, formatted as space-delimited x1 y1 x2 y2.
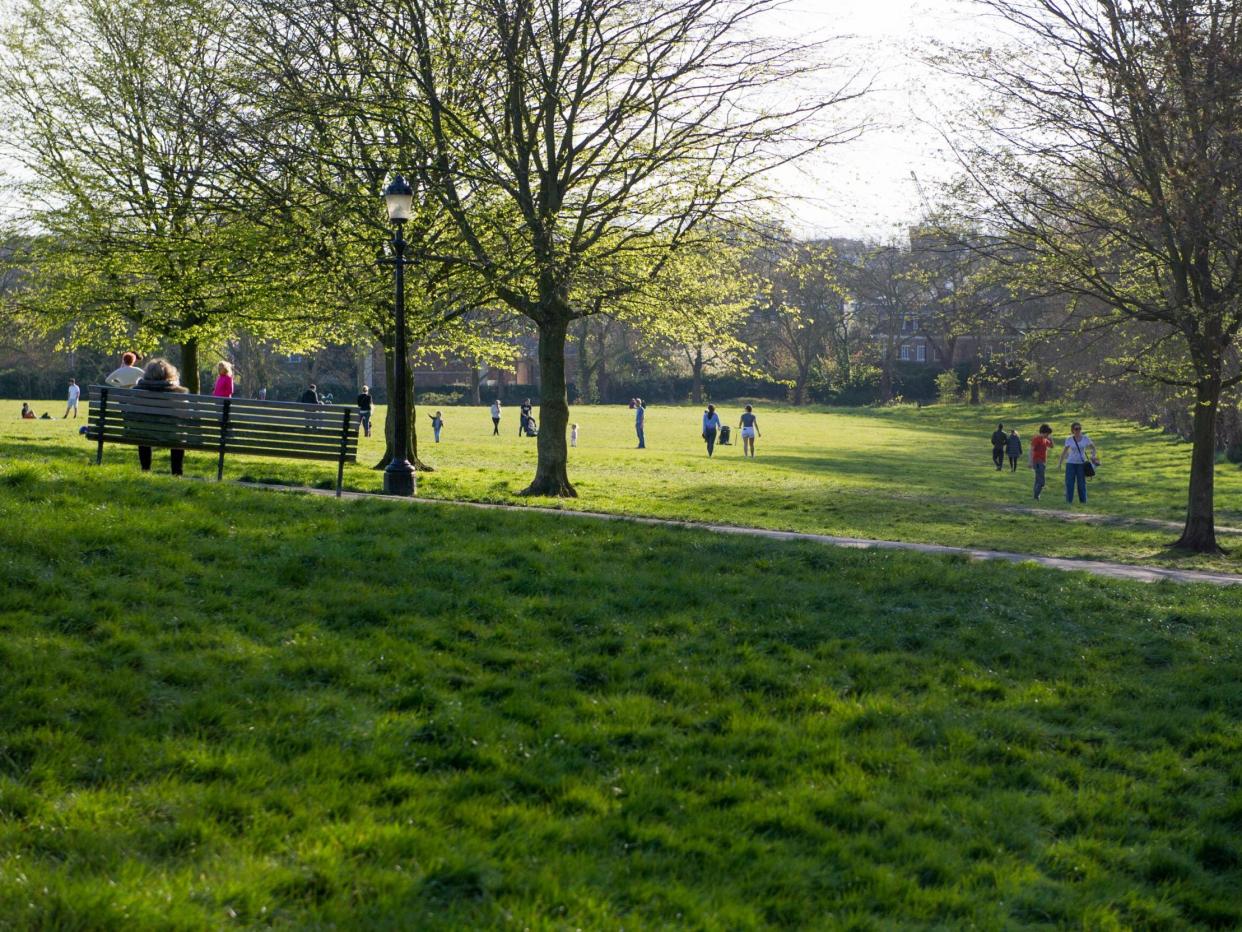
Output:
1005 428 1022 471
490 399 502 436
738 405 761 457
1057 421 1099 505
701 403 722 457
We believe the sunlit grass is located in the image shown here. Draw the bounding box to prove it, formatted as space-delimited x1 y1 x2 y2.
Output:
13 398 1242 572
0 453 1240 927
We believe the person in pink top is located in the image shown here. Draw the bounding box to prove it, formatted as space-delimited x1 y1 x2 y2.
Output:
212 361 235 397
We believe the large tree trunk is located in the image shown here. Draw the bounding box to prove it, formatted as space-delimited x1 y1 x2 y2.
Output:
470 361 481 405
374 343 432 472
792 364 809 405
879 346 894 403
1174 378 1222 553
691 346 704 404
522 315 575 497
181 338 200 394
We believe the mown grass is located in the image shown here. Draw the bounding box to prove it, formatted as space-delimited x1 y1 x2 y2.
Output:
12 398 1242 573
1 454 1241 928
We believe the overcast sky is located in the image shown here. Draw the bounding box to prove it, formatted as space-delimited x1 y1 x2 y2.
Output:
758 0 989 243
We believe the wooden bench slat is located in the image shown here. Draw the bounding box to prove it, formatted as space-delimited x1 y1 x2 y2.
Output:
92 414 358 447
83 432 356 463
88 386 362 495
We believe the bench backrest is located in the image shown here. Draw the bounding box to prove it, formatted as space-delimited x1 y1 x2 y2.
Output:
86 386 360 463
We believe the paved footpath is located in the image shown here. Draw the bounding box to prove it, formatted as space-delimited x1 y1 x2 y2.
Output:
242 482 1242 588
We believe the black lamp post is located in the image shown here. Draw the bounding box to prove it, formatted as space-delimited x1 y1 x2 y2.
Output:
382 174 416 496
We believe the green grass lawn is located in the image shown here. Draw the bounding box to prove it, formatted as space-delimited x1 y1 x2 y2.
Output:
11 397 1242 573
1 453 1241 928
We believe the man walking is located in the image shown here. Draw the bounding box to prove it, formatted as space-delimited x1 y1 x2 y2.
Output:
519 398 533 436
635 398 646 448
990 422 1007 470
356 384 373 438
64 379 80 418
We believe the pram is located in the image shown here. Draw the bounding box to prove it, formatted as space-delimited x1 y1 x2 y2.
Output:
718 424 731 445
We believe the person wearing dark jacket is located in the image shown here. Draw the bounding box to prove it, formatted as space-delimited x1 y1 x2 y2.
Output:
134 358 190 475
356 385 373 437
990 423 1007 470
300 384 320 405
1006 429 1022 472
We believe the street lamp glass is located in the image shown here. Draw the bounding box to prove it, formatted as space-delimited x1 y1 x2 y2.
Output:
383 175 414 221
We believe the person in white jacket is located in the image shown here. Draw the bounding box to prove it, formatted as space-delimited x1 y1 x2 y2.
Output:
105 352 144 389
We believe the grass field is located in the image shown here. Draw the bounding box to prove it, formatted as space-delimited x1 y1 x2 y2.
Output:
11 397 1242 573
1 450 1241 928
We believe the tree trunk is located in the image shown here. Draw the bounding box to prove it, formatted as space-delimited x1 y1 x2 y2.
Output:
181 338 200 393
374 343 432 472
879 349 893 403
792 366 808 405
1174 378 1222 553
470 361 481 405
575 319 592 402
522 315 575 497
691 347 704 404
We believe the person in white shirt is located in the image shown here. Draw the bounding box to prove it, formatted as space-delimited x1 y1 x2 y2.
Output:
571 423 579 447
490 399 502 435
1056 421 1100 505
105 352 144 389
64 379 80 418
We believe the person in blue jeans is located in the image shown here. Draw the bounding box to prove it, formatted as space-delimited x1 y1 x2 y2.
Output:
1057 421 1099 504
428 410 444 443
635 398 646 448
701 403 722 457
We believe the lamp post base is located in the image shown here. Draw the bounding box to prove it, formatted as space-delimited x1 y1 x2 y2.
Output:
382 459 416 496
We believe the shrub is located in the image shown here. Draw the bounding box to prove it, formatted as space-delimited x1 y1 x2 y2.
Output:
1226 442 1242 464
936 370 963 403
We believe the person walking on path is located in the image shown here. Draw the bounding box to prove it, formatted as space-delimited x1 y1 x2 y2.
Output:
212 361 235 398
64 379 80 418
1057 421 1100 505
1006 429 1022 472
702 403 722 457
738 405 761 457
490 399 502 435
134 358 189 475
635 398 646 448
519 398 533 436
356 385 373 438
105 352 144 389
1029 424 1053 500
429 410 444 443
990 423 1006 470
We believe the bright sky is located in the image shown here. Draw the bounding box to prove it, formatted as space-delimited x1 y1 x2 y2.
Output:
0 0 990 243
758 0 989 243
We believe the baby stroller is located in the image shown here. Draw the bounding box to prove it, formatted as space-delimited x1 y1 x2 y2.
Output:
718 424 732 445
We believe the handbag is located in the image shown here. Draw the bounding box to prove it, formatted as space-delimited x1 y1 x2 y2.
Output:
1072 436 1096 478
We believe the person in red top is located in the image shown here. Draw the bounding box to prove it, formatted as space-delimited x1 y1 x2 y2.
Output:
1029 423 1054 500
212 361 234 398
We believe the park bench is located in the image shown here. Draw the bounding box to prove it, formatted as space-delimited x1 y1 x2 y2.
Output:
86 386 361 496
